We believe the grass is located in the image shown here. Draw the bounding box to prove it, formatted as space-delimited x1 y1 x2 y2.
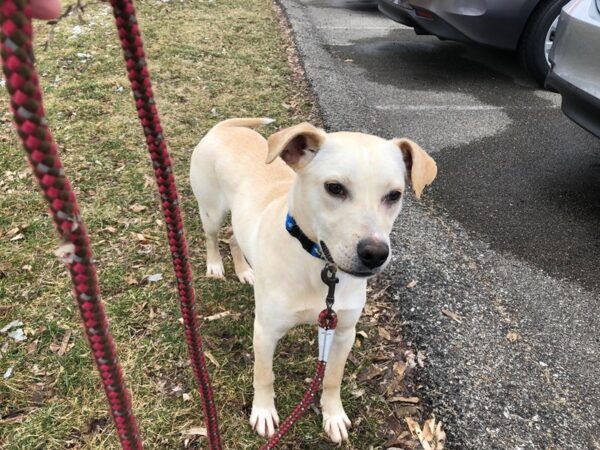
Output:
0 1 423 449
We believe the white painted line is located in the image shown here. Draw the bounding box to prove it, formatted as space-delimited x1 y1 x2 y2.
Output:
318 27 399 29
375 104 559 111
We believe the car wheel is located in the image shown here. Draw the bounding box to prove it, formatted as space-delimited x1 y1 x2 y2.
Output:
518 0 569 86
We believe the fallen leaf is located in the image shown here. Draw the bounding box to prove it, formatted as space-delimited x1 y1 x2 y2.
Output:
404 350 417 369
205 351 220 368
351 388 365 398
358 365 384 382
54 242 76 264
204 311 234 321
4 366 14 379
378 327 392 341
389 396 420 404
49 342 61 353
0 409 26 424
5 225 27 240
134 233 153 244
182 393 192 402
31 364 53 376
143 174 155 188
407 280 418 289
1 320 23 333
171 385 183 395
182 426 207 437
58 330 73 356
393 360 407 380
88 417 109 435
370 283 391 300
143 273 163 283
417 350 426 368
406 417 430 450
356 330 369 339
8 328 26 342
129 204 147 213
27 340 38 354
406 416 446 450
506 331 521 342
394 405 421 418
383 431 413 448
422 416 446 450
442 309 462 323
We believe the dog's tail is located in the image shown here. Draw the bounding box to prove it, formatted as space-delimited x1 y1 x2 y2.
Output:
212 117 275 129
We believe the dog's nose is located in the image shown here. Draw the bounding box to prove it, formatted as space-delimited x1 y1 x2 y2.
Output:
357 239 389 269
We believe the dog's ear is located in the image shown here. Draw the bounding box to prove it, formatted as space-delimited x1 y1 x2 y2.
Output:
266 123 326 170
392 138 437 199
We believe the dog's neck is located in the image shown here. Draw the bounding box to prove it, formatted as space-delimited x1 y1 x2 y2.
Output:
285 213 322 259
286 186 319 248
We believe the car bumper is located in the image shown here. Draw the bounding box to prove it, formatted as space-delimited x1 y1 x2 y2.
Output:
378 0 471 41
546 0 600 137
377 0 534 50
546 70 600 139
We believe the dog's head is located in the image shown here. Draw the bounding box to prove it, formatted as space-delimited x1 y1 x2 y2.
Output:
266 123 437 277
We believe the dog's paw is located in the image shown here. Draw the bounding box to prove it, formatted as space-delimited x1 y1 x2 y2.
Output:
250 405 279 437
323 411 351 443
206 262 225 279
236 269 255 285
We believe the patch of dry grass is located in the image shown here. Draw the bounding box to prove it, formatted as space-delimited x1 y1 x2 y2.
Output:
0 1 428 449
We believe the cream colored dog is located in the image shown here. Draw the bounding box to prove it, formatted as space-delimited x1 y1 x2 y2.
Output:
189 118 437 443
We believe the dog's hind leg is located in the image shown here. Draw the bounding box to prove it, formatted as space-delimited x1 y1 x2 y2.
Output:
229 233 254 284
197 198 227 279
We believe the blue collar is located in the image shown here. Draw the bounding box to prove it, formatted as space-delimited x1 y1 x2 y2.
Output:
285 213 323 259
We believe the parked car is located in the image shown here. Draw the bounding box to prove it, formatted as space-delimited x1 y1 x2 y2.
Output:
545 0 600 138
378 0 570 84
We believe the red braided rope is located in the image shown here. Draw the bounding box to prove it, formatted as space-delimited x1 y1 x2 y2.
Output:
261 361 327 449
1 1 142 449
108 1 222 447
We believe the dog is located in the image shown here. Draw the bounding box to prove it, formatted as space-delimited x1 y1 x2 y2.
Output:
189 118 437 443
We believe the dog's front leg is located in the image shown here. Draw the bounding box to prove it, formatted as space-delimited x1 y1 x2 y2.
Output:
250 318 286 437
321 324 356 443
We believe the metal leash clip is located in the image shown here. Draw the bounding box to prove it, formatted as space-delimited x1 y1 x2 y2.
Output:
318 241 338 362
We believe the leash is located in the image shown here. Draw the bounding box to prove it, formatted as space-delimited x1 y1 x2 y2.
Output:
1 1 339 448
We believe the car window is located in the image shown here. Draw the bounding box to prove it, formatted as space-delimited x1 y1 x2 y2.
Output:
597 0 600 13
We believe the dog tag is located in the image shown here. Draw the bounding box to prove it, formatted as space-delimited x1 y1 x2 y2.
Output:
318 327 335 362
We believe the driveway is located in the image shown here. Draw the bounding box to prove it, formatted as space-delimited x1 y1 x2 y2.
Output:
278 1 600 448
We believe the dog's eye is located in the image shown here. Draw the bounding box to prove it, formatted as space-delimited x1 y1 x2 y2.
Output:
384 190 402 203
325 182 346 198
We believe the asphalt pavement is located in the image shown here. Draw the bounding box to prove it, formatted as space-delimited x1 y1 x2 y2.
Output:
278 1 600 448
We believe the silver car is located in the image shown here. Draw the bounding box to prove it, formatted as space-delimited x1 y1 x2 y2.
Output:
378 0 570 84
546 0 600 137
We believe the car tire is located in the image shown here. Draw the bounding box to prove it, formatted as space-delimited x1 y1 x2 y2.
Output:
518 0 569 86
